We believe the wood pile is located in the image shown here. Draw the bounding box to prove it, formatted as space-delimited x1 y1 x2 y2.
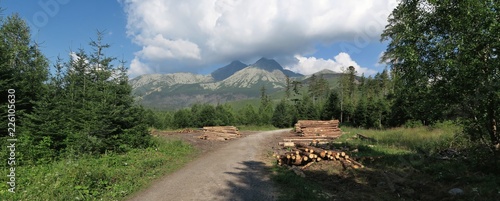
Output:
273 142 364 170
176 128 196 133
198 126 240 141
294 120 342 138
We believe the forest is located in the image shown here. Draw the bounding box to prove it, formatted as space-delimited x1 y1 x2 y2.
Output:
0 14 151 166
146 66 394 131
0 0 499 199
2 1 498 166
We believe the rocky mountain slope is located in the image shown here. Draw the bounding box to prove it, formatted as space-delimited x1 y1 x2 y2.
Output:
130 58 342 109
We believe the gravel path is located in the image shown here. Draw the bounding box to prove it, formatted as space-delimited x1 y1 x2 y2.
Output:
127 129 287 201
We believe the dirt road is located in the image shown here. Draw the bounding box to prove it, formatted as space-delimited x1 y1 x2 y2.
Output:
127 129 288 201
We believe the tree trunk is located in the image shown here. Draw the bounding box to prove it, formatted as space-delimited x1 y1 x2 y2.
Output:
487 97 499 167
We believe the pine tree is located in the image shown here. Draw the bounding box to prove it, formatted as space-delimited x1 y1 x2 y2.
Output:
0 14 49 134
338 66 357 123
285 75 291 98
321 90 341 120
354 97 368 128
292 80 302 95
272 99 291 128
297 94 317 120
240 104 259 125
0 14 51 164
259 85 273 125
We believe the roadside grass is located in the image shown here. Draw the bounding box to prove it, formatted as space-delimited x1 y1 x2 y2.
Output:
271 122 500 200
0 137 195 201
271 166 331 201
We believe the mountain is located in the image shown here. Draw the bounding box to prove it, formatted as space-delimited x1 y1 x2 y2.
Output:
130 73 213 96
304 69 343 80
252 57 283 71
211 60 247 81
252 57 302 77
129 59 336 109
208 66 288 89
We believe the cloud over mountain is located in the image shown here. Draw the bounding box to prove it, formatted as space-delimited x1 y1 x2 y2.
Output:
284 53 378 76
121 0 397 77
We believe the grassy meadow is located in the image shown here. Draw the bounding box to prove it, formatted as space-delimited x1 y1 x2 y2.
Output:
0 138 195 201
272 122 500 201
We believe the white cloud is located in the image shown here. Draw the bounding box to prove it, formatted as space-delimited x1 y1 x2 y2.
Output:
285 52 377 76
121 0 398 77
137 34 201 61
129 58 152 76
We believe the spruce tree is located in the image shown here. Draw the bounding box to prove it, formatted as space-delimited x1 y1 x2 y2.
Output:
0 14 48 134
258 85 273 125
272 99 292 128
321 90 341 120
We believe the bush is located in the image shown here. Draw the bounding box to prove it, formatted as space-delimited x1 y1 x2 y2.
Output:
404 119 423 128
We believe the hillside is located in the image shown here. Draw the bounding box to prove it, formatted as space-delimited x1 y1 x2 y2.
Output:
130 58 350 109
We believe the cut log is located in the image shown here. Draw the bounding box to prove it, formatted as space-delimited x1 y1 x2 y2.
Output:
278 142 296 147
293 155 303 165
346 158 364 168
274 138 364 170
303 156 309 162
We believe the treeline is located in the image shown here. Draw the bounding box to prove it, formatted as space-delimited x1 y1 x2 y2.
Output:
272 67 394 129
147 68 395 130
0 14 150 165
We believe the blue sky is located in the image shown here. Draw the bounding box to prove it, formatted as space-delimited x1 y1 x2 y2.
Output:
1 0 397 78
1 0 138 68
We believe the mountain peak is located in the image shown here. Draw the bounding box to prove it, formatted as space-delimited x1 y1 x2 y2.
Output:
314 69 337 75
230 60 245 65
211 60 248 81
252 57 283 71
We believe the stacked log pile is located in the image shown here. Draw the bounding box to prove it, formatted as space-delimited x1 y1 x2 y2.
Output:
294 120 342 138
176 128 196 133
198 126 240 141
273 142 363 170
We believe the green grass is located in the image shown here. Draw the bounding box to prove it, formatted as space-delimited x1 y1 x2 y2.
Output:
271 166 332 201
339 121 461 155
271 122 500 200
0 138 195 201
